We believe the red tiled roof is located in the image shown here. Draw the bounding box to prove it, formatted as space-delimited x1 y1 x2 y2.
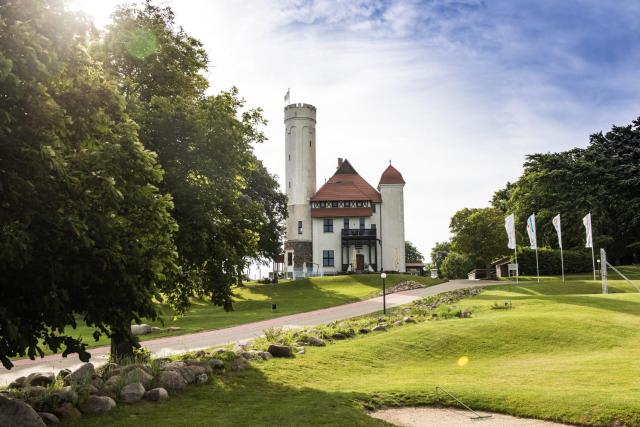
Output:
310 207 373 218
378 164 405 186
311 159 382 202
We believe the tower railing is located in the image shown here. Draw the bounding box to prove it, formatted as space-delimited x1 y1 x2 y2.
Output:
341 228 376 237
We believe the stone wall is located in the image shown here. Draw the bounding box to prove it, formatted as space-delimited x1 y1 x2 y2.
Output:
284 241 313 268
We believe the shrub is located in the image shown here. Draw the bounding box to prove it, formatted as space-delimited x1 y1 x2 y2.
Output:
516 248 593 275
441 252 475 279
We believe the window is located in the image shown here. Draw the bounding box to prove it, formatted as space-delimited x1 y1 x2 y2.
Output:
344 201 351 208
288 181 291 188
288 154 291 160
356 201 363 207
287 252 293 266
344 218 349 229
298 221 302 234
323 250 335 267
331 201 338 208
372 203 376 213
359 218 365 229
323 218 333 233
370 223 376 231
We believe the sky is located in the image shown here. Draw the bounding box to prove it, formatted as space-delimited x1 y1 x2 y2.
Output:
71 0 640 261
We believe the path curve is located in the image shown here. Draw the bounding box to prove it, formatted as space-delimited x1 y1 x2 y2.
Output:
0 279 504 384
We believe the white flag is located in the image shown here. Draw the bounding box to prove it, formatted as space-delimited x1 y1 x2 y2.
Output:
552 214 562 249
526 214 537 249
583 213 593 248
284 88 290 104
505 214 516 249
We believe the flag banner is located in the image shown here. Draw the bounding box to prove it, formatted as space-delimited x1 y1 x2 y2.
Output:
284 88 290 104
505 214 516 249
526 214 537 249
552 214 562 249
583 213 593 248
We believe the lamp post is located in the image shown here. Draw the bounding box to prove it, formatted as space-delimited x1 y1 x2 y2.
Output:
381 272 387 314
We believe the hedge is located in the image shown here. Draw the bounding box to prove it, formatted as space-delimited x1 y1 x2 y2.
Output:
515 247 593 276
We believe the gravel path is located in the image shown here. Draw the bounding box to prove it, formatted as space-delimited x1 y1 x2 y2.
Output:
1 279 505 384
370 408 572 427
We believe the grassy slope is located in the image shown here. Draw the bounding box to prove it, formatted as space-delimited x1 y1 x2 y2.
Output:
69 266 640 427
59 274 441 351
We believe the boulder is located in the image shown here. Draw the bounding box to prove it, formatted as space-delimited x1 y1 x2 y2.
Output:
64 364 96 386
0 395 46 427
27 372 55 387
86 385 99 395
195 373 208 384
119 382 145 404
161 361 186 370
156 371 187 392
38 412 59 425
99 363 120 379
259 352 273 360
52 403 81 420
130 324 152 336
403 316 417 323
331 333 347 340
78 395 116 414
165 326 181 332
239 351 252 360
9 376 27 389
267 344 293 358
51 386 77 404
358 328 371 334
305 336 326 347
56 369 71 381
184 360 213 374
150 326 163 333
209 359 225 370
123 367 153 388
176 366 195 384
144 388 168 402
103 375 122 391
372 324 387 332
25 386 47 399
91 377 104 389
392 320 403 326
195 350 207 358
229 357 250 371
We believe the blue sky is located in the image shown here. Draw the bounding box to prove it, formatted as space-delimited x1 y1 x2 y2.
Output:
74 0 640 261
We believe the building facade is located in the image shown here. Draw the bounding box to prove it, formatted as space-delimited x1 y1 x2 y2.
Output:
283 103 406 276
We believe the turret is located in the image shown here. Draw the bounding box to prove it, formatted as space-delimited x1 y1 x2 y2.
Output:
284 103 317 270
378 163 406 272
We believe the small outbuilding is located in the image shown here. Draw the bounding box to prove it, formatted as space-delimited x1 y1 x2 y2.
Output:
405 262 426 276
491 256 512 278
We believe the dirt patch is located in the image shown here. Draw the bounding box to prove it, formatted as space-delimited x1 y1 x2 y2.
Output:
370 407 572 427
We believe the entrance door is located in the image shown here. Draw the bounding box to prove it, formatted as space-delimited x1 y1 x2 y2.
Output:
356 254 365 271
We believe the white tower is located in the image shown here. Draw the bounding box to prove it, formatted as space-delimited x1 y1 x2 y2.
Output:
379 164 406 272
284 103 317 270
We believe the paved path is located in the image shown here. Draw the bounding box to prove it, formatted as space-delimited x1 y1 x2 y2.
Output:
0 279 504 385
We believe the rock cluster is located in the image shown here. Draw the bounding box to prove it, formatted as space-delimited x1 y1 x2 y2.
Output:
130 324 183 337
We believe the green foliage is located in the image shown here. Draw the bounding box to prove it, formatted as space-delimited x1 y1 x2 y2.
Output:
450 207 509 267
0 0 178 368
429 241 451 276
440 252 475 279
405 241 424 263
516 247 593 276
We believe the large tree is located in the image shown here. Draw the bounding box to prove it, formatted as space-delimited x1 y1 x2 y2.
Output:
98 2 287 313
0 0 178 368
450 207 509 267
405 241 424 263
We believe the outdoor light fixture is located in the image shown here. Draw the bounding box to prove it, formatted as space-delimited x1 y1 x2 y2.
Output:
381 273 387 314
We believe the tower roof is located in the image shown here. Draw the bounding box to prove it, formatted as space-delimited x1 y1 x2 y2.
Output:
378 163 405 187
311 159 382 202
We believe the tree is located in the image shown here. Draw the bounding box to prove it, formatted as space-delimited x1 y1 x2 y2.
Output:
405 241 424 263
450 207 509 267
0 0 178 368
440 253 475 279
98 3 287 313
430 241 451 267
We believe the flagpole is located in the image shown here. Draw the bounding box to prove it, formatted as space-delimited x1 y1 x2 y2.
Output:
591 245 596 281
535 246 540 283
560 245 565 284
514 247 519 285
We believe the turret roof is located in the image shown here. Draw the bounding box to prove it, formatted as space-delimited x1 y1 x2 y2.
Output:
378 164 405 187
311 159 382 202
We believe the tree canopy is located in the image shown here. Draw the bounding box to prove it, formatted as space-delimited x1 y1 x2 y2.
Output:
405 241 424 263
450 207 508 267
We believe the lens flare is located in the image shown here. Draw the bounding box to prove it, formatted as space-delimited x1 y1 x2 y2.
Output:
126 29 158 60
457 356 469 367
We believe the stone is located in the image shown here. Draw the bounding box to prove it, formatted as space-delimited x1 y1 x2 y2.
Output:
104 375 122 391
161 361 186 370
210 359 225 369
229 357 250 371
64 363 96 386
27 372 55 387
195 350 206 358
296 348 305 355
144 388 168 402
240 351 252 360
156 370 187 392
25 386 47 398
38 412 60 425
305 336 326 346
195 373 208 384
150 326 163 333
91 377 104 389
165 326 182 332
51 386 77 404
267 344 293 358
86 385 99 395
130 323 152 336
9 376 27 389
0 394 46 427
259 351 273 360
403 316 417 323
78 395 116 414
393 320 403 326
100 363 120 379
123 367 153 388
119 382 145 404
331 333 347 340
358 328 371 334
213 348 226 355
52 403 81 420
176 367 195 384
119 363 151 376
372 324 387 332
56 369 71 381
184 360 213 374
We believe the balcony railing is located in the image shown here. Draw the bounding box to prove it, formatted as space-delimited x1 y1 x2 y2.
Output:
341 228 377 237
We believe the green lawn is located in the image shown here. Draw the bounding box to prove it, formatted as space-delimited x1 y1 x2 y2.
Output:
57 274 442 352
66 266 640 426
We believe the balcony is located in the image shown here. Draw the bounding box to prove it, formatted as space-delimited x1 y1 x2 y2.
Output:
341 228 377 238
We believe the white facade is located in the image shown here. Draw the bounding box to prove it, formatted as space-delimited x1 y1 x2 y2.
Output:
379 184 406 272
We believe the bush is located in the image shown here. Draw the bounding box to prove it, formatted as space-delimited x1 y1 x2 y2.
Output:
516 248 593 275
440 252 475 279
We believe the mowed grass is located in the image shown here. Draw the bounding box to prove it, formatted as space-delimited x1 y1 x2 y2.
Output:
55 274 442 351
67 266 640 426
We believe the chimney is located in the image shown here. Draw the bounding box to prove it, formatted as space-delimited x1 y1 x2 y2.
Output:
337 158 343 169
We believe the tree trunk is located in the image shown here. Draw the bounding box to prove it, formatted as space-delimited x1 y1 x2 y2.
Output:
109 320 138 361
